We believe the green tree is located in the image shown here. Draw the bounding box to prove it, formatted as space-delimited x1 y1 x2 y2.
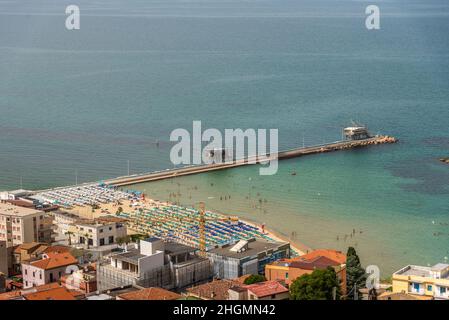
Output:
117 235 131 247
346 247 366 300
243 274 266 285
290 267 341 300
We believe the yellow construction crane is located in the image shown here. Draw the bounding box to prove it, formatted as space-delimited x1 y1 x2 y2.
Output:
197 202 239 257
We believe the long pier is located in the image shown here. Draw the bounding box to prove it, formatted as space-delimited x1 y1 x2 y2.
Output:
105 135 397 187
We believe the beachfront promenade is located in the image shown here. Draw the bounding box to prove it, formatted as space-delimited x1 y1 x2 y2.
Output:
106 135 397 187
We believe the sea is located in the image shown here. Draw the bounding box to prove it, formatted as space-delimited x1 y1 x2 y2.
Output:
0 0 448 276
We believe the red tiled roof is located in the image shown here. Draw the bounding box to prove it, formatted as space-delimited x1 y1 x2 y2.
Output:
289 256 341 270
295 249 346 265
13 242 45 254
118 287 181 300
30 252 78 270
23 287 77 300
187 279 241 300
0 283 79 300
244 281 288 298
0 290 23 300
43 245 71 254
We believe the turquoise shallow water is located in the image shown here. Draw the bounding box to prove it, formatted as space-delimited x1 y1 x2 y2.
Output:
1 0 449 275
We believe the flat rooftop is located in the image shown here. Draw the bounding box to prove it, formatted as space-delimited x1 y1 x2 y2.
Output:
0 202 43 217
207 239 288 259
112 249 145 264
165 242 196 255
394 264 449 278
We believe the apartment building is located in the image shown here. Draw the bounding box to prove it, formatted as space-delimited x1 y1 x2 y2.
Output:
0 202 53 247
392 263 449 300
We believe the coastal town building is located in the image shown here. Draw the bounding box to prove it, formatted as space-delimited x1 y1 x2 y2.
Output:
265 249 347 294
10 242 71 275
97 237 212 292
0 190 33 201
207 238 290 279
187 276 289 300
116 287 181 300
243 280 289 300
0 282 85 300
21 251 78 289
186 276 250 300
0 241 8 276
0 202 54 247
61 264 97 294
60 214 127 248
377 291 433 300
392 263 449 300
53 211 81 242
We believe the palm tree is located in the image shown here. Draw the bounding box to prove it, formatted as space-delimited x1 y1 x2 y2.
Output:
65 231 75 246
84 233 90 249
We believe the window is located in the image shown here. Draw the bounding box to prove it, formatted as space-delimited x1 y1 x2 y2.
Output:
100 238 105 246
25 269 27 275
32 271 35 277
108 236 114 244
427 285 433 291
413 283 421 291
99 229 104 233
440 287 447 294
285 272 289 279
109 227 112 231
39 273 42 280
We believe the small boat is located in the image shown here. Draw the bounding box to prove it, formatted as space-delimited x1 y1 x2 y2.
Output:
291 172 297 176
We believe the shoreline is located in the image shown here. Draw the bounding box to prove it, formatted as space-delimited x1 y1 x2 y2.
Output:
221 214 311 256
65 193 310 256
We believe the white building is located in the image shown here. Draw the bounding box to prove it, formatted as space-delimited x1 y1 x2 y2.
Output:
70 216 127 248
392 263 449 300
97 238 212 291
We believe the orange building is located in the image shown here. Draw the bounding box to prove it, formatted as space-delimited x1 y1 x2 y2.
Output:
265 249 347 294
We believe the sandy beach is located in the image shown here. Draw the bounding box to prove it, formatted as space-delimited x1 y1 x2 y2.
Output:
65 195 309 256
